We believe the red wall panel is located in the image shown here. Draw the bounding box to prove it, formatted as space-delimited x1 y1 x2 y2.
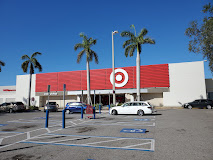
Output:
90 69 107 90
36 64 170 92
58 71 82 91
81 70 87 90
140 64 169 88
36 73 58 92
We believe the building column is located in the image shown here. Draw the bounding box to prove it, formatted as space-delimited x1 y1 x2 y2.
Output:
77 95 81 102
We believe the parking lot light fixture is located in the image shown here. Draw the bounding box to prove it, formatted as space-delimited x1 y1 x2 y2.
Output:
112 30 119 105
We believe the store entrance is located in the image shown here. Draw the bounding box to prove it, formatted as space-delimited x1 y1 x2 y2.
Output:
91 94 125 105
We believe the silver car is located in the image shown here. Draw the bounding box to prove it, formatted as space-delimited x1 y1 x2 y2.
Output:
0 102 25 113
44 102 58 112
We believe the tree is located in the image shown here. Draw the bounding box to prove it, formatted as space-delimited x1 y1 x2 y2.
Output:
121 25 155 101
185 2 213 72
74 33 98 105
21 52 42 107
0 60 5 72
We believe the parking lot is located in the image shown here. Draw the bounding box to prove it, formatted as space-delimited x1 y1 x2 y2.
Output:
0 109 213 160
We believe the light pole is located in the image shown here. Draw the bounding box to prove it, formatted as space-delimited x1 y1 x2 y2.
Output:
112 30 118 105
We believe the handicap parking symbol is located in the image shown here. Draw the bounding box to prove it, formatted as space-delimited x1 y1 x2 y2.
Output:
120 128 146 133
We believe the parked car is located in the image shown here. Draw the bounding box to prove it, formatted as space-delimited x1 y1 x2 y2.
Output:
65 102 87 114
0 102 25 113
44 102 58 112
183 99 213 109
110 101 155 116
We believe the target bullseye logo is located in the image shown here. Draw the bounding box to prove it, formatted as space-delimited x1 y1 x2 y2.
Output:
110 69 129 87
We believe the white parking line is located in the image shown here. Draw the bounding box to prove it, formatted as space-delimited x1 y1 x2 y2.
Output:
1 115 156 152
84 138 124 145
0 138 3 145
68 121 77 125
21 134 155 152
123 142 151 148
83 122 155 127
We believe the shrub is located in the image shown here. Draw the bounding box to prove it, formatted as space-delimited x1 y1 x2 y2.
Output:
29 106 39 110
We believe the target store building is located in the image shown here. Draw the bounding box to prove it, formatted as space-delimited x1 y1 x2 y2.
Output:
0 61 208 107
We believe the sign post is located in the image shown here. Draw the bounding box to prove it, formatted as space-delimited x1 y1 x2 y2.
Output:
62 109 65 128
94 90 95 106
45 85 50 128
47 85 50 109
62 84 66 129
81 90 83 102
109 92 110 105
99 92 101 114
81 106 83 119
63 84 66 110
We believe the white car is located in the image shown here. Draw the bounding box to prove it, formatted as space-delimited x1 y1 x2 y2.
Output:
110 101 155 116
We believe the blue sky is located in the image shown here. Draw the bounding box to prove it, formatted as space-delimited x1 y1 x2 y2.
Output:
0 0 211 86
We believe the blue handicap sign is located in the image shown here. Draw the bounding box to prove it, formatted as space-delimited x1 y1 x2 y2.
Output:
120 128 146 133
134 118 150 121
0 124 8 127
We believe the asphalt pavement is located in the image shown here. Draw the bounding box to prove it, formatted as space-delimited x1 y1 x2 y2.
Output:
0 108 212 160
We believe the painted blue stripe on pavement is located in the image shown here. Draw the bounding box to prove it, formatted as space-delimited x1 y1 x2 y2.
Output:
47 133 153 140
34 117 52 119
0 124 8 127
20 141 154 152
134 119 150 121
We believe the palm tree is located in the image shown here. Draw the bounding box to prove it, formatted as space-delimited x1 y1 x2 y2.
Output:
0 60 5 72
74 33 98 105
121 25 155 101
21 52 42 107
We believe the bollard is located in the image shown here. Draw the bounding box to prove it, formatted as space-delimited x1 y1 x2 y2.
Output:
93 107 96 119
81 107 83 119
108 105 110 114
99 105 101 114
62 110 65 128
45 110 49 128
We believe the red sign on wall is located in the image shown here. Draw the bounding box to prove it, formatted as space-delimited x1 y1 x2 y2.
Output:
36 64 170 92
3 89 16 91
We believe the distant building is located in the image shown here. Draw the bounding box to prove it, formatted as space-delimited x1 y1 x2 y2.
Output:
0 61 209 107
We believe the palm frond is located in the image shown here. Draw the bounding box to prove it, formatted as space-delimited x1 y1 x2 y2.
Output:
142 38 155 44
75 33 98 65
88 50 93 62
0 60 5 72
138 28 148 38
77 49 85 63
79 32 87 40
74 43 84 51
120 31 135 39
0 61 5 66
21 55 30 60
93 51 99 64
123 39 135 48
124 44 136 57
31 52 42 58
21 61 29 73
89 39 97 46
88 50 98 64
130 45 136 57
130 24 136 36
32 58 42 72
